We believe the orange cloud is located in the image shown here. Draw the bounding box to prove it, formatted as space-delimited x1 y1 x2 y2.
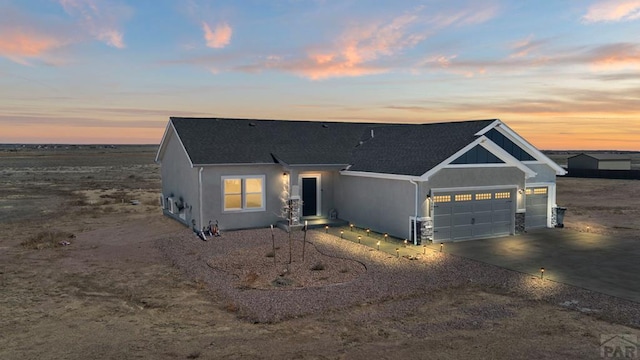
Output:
583 0 640 22
0 31 63 61
202 22 232 49
588 43 640 70
271 13 425 80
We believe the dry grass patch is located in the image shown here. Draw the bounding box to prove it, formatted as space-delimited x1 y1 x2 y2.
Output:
21 230 75 250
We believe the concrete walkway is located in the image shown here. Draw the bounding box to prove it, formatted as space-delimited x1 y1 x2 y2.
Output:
326 226 640 303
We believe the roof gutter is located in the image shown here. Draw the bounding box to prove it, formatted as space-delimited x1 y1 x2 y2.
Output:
198 167 204 229
409 179 419 245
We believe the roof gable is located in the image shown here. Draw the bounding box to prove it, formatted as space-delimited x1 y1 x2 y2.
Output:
347 120 496 176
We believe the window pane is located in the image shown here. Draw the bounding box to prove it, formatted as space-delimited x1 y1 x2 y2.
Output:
245 178 263 193
246 193 263 208
224 179 241 194
224 194 242 210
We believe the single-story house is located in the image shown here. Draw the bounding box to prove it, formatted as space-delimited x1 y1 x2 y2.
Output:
567 153 632 170
155 117 566 243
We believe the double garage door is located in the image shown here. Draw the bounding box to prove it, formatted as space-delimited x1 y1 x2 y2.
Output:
433 189 514 242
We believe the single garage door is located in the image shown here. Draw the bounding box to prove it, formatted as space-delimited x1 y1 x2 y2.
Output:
525 187 548 229
433 189 514 242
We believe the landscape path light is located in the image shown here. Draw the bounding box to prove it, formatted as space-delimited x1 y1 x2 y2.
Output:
325 225 329 233
350 224 354 232
423 245 426 255
540 267 545 279
384 233 388 242
366 228 370 236
340 230 344 239
396 248 400 258
403 239 407 248
377 241 380 250
358 235 361 244
440 243 443 252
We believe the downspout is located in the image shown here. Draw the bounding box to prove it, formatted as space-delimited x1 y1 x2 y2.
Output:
409 179 419 245
198 167 204 229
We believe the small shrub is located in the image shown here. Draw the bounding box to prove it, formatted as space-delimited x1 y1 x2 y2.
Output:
265 251 275 258
239 272 259 289
311 262 325 271
21 230 75 250
271 277 293 287
225 302 239 313
187 351 201 359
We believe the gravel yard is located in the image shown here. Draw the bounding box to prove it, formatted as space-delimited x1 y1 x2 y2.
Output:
159 227 640 327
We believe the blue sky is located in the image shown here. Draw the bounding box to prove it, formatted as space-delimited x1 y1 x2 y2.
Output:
1 0 639 149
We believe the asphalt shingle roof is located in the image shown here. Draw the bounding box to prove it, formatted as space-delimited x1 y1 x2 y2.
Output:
168 117 497 176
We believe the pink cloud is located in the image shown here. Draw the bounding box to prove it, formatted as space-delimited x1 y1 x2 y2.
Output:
0 30 66 65
588 42 640 69
583 0 640 22
202 22 232 49
248 13 426 80
59 0 131 48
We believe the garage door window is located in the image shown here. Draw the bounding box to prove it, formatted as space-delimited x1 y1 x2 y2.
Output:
454 194 472 201
433 195 451 203
475 193 492 200
495 192 511 199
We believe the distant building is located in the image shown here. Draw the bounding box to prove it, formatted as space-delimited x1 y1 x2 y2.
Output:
567 153 631 170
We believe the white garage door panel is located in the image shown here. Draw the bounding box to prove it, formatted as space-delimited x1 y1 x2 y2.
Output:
433 189 514 242
526 187 548 229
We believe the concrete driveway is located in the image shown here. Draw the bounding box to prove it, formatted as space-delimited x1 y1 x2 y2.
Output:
425 229 640 303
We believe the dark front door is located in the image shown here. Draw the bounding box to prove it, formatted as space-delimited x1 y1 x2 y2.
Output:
302 177 317 216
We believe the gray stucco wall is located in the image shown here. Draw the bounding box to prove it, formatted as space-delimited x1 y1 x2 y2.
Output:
334 175 415 239
159 130 199 226
200 164 285 230
525 163 558 183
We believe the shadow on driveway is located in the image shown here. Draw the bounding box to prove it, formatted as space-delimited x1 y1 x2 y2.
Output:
425 228 640 303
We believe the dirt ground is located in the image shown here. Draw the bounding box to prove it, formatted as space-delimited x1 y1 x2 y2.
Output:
1 146 639 359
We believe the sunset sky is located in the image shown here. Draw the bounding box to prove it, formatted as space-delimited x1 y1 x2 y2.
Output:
1 0 639 150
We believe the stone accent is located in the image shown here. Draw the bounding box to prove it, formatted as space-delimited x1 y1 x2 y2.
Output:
515 212 525 233
551 207 558 227
286 197 301 226
420 217 433 242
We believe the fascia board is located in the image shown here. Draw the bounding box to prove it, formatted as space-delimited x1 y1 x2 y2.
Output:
474 119 502 136
340 170 421 181
479 139 537 178
154 121 172 163
171 121 195 168
496 123 567 175
419 137 485 180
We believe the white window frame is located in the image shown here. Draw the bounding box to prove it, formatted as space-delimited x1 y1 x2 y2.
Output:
221 175 266 212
